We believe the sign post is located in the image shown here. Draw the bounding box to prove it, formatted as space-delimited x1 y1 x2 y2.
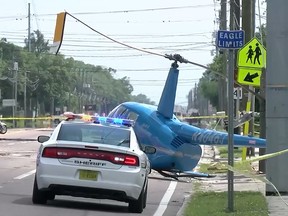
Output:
217 23 245 212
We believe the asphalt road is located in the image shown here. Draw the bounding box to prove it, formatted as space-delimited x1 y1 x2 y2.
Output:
0 128 193 216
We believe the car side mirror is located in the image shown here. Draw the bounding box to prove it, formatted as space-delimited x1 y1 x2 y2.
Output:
143 146 156 154
38 135 50 143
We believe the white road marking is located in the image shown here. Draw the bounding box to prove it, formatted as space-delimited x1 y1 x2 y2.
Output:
14 169 36 180
153 181 178 216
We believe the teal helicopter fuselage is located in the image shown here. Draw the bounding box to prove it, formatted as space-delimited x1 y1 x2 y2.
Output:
108 64 266 176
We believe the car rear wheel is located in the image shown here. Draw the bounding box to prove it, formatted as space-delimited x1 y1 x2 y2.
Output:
32 177 48 204
128 185 146 213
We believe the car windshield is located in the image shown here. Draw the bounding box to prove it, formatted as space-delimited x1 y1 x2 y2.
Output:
57 124 131 147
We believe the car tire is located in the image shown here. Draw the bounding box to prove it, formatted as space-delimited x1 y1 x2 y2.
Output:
128 184 145 213
0 125 7 134
32 177 48 204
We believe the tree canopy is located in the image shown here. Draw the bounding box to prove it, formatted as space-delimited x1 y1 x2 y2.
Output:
0 30 155 117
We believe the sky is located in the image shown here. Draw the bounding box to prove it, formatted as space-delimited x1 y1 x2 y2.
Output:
0 0 220 106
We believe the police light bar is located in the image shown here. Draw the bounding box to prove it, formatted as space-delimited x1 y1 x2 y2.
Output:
63 112 92 121
63 112 81 120
93 116 134 127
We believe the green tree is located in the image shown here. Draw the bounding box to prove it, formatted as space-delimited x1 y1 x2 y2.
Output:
24 30 50 55
131 94 156 105
0 30 154 118
197 55 225 110
256 24 266 46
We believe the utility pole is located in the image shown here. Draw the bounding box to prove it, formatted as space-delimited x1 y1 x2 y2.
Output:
24 71 27 117
234 0 241 129
266 0 288 194
254 0 266 173
249 0 256 156
227 0 235 212
28 3 31 52
219 0 227 112
241 0 256 157
259 68 266 172
25 3 31 118
13 62 18 128
78 69 85 113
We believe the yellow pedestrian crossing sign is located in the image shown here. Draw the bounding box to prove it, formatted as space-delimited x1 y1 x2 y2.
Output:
237 37 266 69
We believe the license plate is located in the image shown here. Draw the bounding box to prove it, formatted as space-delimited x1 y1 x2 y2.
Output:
79 170 98 181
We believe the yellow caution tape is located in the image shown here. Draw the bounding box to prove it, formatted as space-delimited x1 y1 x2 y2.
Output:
0 116 66 120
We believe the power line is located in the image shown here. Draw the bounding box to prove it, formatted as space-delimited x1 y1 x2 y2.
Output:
29 31 214 37
129 83 199 87
115 67 203 72
4 36 213 44
2 10 215 90
130 79 200 82
60 47 212 52
33 17 214 24
36 4 216 17
60 42 212 49
0 4 216 20
0 16 216 25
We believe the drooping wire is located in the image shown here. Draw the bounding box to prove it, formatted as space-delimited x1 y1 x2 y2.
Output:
65 12 209 70
66 12 164 59
64 12 264 101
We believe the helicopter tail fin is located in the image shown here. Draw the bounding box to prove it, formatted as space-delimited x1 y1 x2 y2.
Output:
157 65 179 119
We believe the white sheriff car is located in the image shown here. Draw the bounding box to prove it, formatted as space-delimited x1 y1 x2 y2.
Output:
32 114 156 213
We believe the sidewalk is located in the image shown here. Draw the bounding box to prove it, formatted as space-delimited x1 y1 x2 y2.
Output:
197 145 288 216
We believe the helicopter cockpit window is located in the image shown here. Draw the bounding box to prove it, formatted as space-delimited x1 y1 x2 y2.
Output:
108 106 139 122
108 108 117 117
110 106 127 118
120 109 130 119
127 111 139 122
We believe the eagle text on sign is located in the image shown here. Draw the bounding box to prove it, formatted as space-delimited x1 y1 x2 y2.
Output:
217 30 245 49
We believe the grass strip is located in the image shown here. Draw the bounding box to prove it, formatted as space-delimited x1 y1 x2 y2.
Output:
184 191 269 216
218 146 243 159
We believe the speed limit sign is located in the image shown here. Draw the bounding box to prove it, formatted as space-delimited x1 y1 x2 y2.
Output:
233 87 242 99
